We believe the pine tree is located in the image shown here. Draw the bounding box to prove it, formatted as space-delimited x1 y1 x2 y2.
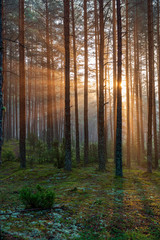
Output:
115 0 123 177
98 0 105 171
19 0 26 168
64 0 71 171
147 0 153 173
0 0 3 165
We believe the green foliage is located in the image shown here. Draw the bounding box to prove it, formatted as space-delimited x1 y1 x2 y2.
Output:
27 135 65 167
19 184 55 209
2 149 16 162
117 230 154 240
35 140 47 164
76 231 101 240
27 133 38 151
76 215 107 240
57 140 65 168
89 143 98 163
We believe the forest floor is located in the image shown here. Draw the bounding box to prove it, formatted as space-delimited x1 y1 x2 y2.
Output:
0 160 160 240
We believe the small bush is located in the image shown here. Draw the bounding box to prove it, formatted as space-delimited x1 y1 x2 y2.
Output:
35 140 47 163
89 144 98 163
27 133 38 151
19 184 55 209
2 149 16 162
58 140 65 168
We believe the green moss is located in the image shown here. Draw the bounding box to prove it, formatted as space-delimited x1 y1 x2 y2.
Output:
1 149 160 239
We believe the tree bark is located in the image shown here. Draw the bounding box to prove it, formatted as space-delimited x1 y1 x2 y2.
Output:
147 0 153 173
115 0 123 177
157 0 160 162
64 0 71 171
19 0 26 168
0 0 3 165
113 0 117 157
46 0 53 149
71 0 80 164
94 0 99 138
84 0 89 165
98 0 105 171
126 0 130 168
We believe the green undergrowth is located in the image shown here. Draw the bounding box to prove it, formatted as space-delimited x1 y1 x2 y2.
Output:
0 160 160 239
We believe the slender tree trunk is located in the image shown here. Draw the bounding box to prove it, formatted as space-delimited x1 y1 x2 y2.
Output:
135 19 141 165
126 0 130 168
27 52 32 136
84 0 89 165
138 62 145 161
0 0 3 164
34 47 37 136
98 0 105 170
2 0 6 142
146 41 149 108
71 0 80 164
153 72 158 168
64 0 71 171
104 61 108 161
115 0 123 177
9 44 12 139
94 0 99 138
59 54 64 141
15 64 18 140
108 72 113 141
41 50 45 141
129 37 134 162
157 0 160 161
19 0 26 168
51 58 58 141
147 0 153 173
152 9 158 168
113 0 117 157
46 0 53 148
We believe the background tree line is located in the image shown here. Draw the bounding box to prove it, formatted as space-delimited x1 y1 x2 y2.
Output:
0 0 159 175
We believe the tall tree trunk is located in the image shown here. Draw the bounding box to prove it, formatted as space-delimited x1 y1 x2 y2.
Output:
15 64 18 140
41 50 45 141
46 0 53 149
2 0 6 141
152 9 158 168
84 0 89 165
51 58 58 141
115 0 123 177
130 37 134 162
71 0 80 164
126 0 130 168
9 44 12 139
138 62 145 162
19 0 26 168
157 0 160 161
113 0 117 157
94 0 99 138
0 0 3 164
104 60 108 161
27 51 32 136
64 0 71 171
135 17 141 165
145 40 149 110
34 46 37 136
147 0 153 173
59 54 64 141
98 0 105 171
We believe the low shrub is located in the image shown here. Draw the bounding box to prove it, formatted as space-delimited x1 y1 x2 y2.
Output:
2 149 16 162
27 133 38 151
19 184 55 209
